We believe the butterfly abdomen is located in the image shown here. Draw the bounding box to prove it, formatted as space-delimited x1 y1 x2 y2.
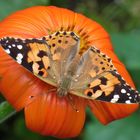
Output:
57 76 72 97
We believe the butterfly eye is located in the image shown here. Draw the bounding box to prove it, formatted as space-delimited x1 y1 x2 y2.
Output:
84 89 94 97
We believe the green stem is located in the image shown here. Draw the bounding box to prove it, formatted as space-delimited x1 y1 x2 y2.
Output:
0 101 16 123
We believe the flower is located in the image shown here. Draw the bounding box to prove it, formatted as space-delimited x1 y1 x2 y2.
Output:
0 6 138 138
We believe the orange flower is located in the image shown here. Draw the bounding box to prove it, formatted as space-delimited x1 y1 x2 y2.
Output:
0 6 138 138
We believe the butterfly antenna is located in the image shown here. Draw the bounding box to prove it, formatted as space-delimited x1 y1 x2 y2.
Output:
67 94 79 112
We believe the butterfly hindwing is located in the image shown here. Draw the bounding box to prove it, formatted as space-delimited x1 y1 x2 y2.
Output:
84 71 139 103
109 72 139 103
70 46 115 90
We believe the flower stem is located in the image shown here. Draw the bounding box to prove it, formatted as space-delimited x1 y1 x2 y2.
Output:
0 101 16 123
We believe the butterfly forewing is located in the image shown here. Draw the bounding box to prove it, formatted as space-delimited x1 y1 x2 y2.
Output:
45 31 80 81
0 37 58 86
0 31 80 86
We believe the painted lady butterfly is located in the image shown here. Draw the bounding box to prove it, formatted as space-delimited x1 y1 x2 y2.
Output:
0 31 139 104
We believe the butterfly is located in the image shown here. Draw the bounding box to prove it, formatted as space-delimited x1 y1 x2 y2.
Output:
0 31 139 104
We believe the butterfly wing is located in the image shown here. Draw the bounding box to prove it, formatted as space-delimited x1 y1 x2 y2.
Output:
45 31 80 81
70 46 140 104
0 37 57 86
0 31 80 87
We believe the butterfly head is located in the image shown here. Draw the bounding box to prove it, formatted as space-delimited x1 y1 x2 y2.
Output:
57 87 68 97
57 76 72 97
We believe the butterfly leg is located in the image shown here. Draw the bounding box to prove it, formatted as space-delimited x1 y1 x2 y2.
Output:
67 94 79 112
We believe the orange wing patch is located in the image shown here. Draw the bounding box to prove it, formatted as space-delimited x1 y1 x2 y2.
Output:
45 31 79 59
26 42 50 77
84 72 120 98
88 47 115 77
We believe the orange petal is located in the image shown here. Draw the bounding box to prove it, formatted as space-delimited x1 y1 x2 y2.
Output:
25 93 86 138
88 101 138 125
0 47 87 137
0 48 46 110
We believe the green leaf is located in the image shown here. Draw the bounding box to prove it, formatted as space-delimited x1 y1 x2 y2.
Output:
83 112 140 140
111 32 140 90
111 32 140 70
0 101 16 123
0 0 50 20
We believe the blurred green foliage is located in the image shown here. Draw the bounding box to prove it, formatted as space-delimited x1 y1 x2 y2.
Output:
0 101 15 123
0 0 140 140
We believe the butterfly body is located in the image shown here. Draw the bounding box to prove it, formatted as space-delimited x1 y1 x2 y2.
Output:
0 31 139 104
57 76 71 97
57 51 80 97
57 53 86 97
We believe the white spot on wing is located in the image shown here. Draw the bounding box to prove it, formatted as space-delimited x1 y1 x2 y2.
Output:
111 98 119 103
129 97 132 99
125 100 131 104
17 59 22 64
17 45 23 50
121 89 126 93
8 45 11 48
135 95 138 98
12 44 16 47
17 53 23 59
5 49 10 54
16 53 23 64
113 95 120 99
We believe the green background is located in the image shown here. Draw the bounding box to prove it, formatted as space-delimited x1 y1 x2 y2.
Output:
0 0 140 140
